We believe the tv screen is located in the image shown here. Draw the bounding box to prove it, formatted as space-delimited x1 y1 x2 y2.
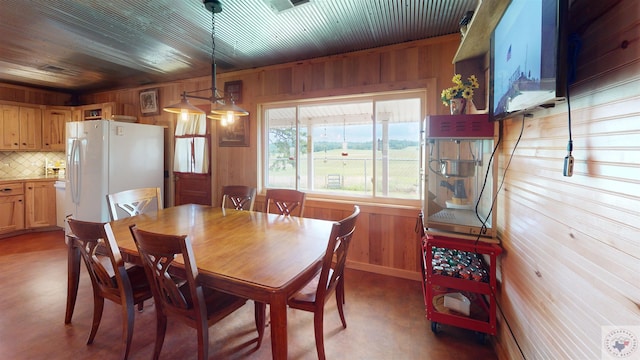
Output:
489 0 567 121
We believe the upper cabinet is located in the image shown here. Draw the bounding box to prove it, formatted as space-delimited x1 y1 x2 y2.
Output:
0 101 133 152
0 105 42 150
0 105 19 149
18 106 42 150
42 108 72 151
72 102 133 121
452 0 510 111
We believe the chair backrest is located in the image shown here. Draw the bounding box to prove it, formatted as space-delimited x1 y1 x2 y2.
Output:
129 225 205 320
264 189 306 217
315 205 360 301
221 185 256 211
107 187 163 220
67 218 128 297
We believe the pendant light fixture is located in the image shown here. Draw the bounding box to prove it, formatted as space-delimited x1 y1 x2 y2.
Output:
163 0 248 124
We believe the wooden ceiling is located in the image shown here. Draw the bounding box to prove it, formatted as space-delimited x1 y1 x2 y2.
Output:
0 0 477 93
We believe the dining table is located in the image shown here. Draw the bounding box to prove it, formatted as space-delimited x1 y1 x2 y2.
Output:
65 203 335 360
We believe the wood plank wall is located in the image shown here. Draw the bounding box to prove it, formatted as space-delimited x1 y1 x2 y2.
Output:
68 35 460 279
0 83 72 106
3 3 638 356
493 0 640 358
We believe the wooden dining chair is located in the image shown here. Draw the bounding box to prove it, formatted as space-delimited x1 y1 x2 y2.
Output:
287 205 360 360
66 218 152 360
221 185 256 211
107 187 163 220
264 188 306 217
129 225 265 360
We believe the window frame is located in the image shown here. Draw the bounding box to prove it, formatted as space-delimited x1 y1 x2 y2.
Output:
259 89 427 206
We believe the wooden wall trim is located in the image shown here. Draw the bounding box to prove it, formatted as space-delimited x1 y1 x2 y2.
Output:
347 260 422 281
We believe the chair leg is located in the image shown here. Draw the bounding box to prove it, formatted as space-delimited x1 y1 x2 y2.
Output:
313 309 326 360
152 314 167 360
87 295 105 344
336 283 347 329
196 320 209 360
254 301 266 347
120 300 136 360
65 245 81 324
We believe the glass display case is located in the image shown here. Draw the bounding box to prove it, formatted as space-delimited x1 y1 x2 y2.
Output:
423 114 496 237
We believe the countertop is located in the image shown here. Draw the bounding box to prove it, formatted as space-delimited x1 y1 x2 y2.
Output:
0 175 64 182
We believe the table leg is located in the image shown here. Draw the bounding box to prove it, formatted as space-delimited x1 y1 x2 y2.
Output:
65 240 80 324
269 296 288 360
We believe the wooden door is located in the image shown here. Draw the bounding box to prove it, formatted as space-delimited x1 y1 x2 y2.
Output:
174 173 212 206
173 114 212 206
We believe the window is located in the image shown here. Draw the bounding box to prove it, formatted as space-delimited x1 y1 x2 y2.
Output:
174 114 209 174
262 90 425 201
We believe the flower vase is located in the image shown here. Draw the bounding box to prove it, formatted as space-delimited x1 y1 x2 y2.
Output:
450 98 467 115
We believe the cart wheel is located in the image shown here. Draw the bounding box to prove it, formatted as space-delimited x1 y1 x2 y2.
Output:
475 331 487 344
431 321 441 334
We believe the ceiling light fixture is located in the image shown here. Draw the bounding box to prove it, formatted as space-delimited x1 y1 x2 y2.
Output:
163 0 248 124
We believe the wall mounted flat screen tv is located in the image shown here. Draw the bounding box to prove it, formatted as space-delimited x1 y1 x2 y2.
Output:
489 0 568 121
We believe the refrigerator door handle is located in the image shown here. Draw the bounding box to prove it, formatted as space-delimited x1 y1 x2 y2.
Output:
69 139 80 205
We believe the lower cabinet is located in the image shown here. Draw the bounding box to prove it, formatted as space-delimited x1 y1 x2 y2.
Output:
0 182 25 234
25 180 57 229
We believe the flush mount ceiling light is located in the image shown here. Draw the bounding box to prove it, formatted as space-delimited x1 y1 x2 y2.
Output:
163 0 248 123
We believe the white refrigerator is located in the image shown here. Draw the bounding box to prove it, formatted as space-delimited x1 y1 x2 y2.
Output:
65 120 164 223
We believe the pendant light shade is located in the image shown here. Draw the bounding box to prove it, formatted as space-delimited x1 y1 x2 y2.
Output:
163 93 206 121
163 93 206 115
210 100 249 116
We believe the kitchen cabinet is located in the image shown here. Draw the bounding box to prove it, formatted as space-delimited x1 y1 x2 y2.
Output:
82 103 114 120
25 180 57 229
71 108 83 122
73 102 132 121
19 107 42 150
42 108 72 151
0 105 42 150
0 182 25 234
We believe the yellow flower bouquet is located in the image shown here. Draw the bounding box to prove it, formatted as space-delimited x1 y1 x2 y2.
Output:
440 74 479 106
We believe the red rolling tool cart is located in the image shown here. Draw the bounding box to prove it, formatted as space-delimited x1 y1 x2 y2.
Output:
420 232 502 343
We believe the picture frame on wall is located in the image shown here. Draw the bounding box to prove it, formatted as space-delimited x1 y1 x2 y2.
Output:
139 88 160 116
218 116 249 147
223 80 243 104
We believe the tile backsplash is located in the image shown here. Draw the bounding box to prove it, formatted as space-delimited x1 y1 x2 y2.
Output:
0 152 66 178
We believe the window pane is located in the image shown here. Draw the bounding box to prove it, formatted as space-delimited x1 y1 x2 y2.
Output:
299 101 373 196
174 114 209 174
374 98 421 199
265 107 297 189
262 91 423 201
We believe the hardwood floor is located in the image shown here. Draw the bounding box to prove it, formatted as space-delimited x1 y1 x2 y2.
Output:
0 230 497 359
